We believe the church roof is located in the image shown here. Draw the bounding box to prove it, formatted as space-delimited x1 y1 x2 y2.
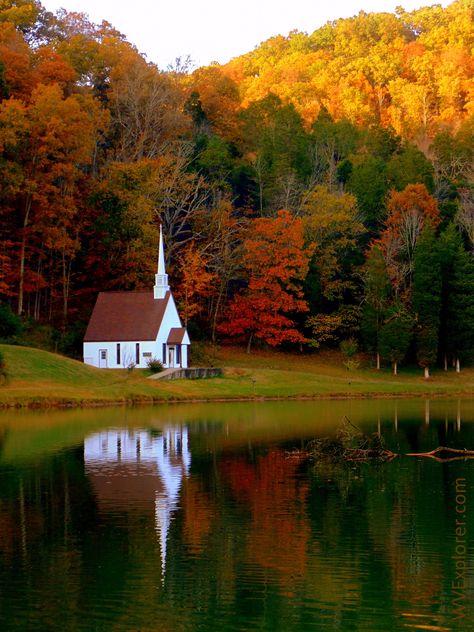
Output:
84 291 171 342
167 327 188 344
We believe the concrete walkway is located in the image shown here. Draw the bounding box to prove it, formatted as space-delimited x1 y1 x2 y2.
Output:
148 367 222 380
148 367 181 380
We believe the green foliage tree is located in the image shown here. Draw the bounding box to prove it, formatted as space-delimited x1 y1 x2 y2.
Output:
378 301 413 375
346 157 388 232
387 145 435 193
412 223 442 377
361 245 391 369
439 223 474 371
0 302 21 339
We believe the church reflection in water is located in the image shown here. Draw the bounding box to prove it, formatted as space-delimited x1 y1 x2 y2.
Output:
84 427 191 579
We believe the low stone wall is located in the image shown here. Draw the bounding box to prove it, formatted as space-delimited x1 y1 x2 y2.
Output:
156 367 223 380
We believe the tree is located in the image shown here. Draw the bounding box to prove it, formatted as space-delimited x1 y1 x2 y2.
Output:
0 302 21 338
439 223 474 371
107 51 189 162
412 223 442 378
0 83 99 319
219 210 311 351
378 301 413 375
380 184 440 294
174 244 216 328
191 199 244 343
239 94 311 212
300 185 365 302
346 156 388 232
387 144 435 193
361 244 391 369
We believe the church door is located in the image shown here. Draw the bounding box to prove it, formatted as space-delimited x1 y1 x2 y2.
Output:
99 349 108 368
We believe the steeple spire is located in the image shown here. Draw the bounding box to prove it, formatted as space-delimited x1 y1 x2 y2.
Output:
154 225 170 299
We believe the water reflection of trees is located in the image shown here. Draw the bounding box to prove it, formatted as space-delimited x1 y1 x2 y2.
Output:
0 416 473 631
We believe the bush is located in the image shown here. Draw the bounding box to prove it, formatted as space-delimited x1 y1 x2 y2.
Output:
0 304 22 340
340 338 358 358
147 357 164 373
0 350 7 384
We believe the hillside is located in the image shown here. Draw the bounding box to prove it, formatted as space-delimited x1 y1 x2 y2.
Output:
2 344 474 408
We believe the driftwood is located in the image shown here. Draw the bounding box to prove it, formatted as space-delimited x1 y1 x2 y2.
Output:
300 419 474 464
306 417 397 463
406 447 474 461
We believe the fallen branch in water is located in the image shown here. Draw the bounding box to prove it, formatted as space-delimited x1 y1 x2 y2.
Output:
306 417 397 463
406 447 474 461
294 418 474 464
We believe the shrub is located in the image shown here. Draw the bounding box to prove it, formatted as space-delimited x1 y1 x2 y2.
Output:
147 357 164 373
0 304 22 340
0 350 7 384
340 338 358 358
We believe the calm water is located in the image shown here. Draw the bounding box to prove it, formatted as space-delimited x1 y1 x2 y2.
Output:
0 399 473 632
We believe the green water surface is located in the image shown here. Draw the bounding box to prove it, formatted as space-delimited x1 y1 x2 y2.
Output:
0 399 473 631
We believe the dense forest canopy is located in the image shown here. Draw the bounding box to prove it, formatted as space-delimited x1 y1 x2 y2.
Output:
0 0 473 371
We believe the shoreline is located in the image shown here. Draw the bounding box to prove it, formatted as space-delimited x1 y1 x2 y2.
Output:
2 388 474 410
2 343 474 411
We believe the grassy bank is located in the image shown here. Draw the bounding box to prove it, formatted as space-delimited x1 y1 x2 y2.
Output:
1 343 474 408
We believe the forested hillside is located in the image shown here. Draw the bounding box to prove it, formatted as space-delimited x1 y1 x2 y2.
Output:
0 0 473 372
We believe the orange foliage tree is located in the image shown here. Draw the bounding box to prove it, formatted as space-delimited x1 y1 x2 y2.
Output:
174 243 216 327
378 183 440 294
219 209 311 351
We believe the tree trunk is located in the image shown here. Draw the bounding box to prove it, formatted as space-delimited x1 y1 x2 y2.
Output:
456 357 460 373
393 361 397 375
211 284 225 343
424 366 430 379
444 353 448 371
246 331 254 354
376 352 380 370
18 196 32 316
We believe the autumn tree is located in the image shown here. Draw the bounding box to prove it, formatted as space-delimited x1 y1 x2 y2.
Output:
191 199 244 342
174 244 216 328
300 185 365 303
380 184 440 294
0 83 99 318
219 210 311 351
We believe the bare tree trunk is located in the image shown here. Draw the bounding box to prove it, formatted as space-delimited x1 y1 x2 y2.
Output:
62 250 72 326
393 361 397 376
376 352 380 370
424 366 430 379
246 331 254 354
211 284 225 344
18 196 32 316
456 357 460 373
444 353 448 371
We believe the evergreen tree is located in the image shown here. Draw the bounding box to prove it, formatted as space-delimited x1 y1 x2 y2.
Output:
412 223 442 377
440 224 474 370
361 245 391 369
378 301 413 375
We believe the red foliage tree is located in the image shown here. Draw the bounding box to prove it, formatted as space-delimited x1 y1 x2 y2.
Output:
219 209 311 351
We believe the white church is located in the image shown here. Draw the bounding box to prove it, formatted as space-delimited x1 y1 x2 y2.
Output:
83 226 190 369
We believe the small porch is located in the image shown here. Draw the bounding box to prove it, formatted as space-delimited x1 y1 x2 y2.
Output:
162 328 191 368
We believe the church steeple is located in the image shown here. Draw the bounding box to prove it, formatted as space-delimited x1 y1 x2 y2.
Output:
154 225 170 299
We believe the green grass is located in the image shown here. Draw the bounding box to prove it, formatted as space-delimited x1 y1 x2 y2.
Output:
1 343 474 408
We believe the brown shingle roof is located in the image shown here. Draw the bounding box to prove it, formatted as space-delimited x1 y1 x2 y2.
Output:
167 327 187 344
84 291 170 342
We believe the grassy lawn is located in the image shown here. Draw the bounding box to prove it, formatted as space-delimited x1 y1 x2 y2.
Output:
1 343 474 408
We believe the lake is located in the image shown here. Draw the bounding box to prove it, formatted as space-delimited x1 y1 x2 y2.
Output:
0 399 473 631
